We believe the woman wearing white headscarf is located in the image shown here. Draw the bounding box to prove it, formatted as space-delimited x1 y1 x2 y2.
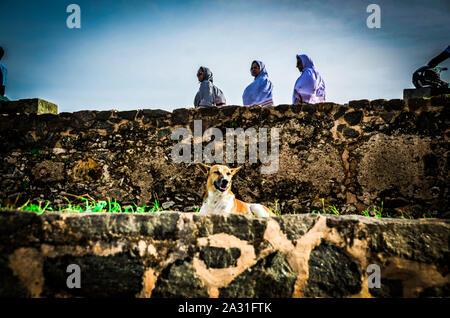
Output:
243 60 274 106
293 54 325 104
194 66 226 107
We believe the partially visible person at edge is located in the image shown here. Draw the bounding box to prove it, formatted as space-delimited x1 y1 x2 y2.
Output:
0 46 9 102
293 54 325 104
194 66 226 107
242 60 274 106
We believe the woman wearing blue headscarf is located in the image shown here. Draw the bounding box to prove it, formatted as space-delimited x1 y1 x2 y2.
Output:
293 54 326 104
194 66 226 107
242 60 274 106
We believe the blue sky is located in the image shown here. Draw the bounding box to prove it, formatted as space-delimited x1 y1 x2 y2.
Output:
0 0 449 112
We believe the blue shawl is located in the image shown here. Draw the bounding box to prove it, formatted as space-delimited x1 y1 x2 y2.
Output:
293 54 326 104
242 60 274 106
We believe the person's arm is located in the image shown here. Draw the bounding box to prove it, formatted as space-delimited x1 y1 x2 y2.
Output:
0 68 4 96
214 86 226 106
194 91 200 107
293 81 301 104
293 76 312 104
428 46 450 68
197 82 215 106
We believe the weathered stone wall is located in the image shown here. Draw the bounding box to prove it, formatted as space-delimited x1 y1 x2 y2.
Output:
0 210 448 298
0 97 449 218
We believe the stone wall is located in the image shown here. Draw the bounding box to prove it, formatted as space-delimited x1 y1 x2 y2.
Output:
0 210 448 298
0 97 449 218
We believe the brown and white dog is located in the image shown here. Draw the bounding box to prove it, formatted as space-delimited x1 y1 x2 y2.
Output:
197 163 275 217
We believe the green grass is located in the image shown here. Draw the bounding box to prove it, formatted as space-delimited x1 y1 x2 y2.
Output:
308 199 394 218
311 198 340 216
0 195 436 219
272 199 281 216
421 210 434 219
361 201 390 218
30 148 40 156
311 199 392 218
0 193 164 214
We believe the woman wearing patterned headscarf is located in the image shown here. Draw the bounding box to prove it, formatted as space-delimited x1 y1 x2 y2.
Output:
194 66 226 107
242 60 274 106
293 54 326 104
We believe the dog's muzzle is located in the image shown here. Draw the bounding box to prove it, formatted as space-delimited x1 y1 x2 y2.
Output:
214 178 229 192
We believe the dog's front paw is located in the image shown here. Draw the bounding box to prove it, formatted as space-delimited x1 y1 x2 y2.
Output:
249 204 273 218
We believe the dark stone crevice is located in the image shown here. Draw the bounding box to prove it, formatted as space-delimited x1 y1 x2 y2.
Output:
304 240 362 297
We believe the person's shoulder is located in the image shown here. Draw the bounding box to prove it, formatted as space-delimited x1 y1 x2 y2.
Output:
303 68 315 75
243 80 253 91
201 80 213 87
296 69 314 82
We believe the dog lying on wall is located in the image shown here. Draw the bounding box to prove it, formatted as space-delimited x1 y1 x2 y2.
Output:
196 163 275 217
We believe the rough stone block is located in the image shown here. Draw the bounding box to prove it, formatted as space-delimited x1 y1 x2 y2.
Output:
333 106 348 119
386 99 405 111
141 109 170 119
219 251 297 298
348 99 370 109
337 124 346 132
430 95 450 107
117 110 137 120
403 87 449 99
199 246 241 269
95 110 113 121
316 102 335 113
0 98 58 114
172 108 190 125
380 112 395 123
302 104 317 114
304 240 362 297
198 106 220 117
369 99 388 110
275 104 291 113
0 211 448 298
220 105 239 116
407 98 429 111
343 127 359 138
344 110 363 126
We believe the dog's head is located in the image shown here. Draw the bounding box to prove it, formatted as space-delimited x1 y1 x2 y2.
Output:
197 163 242 193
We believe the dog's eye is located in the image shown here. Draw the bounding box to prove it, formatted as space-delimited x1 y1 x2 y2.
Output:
226 172 231 176
214 171 221 175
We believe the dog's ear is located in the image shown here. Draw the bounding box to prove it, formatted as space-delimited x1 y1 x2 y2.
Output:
230 166 242 176
196 163 212 176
